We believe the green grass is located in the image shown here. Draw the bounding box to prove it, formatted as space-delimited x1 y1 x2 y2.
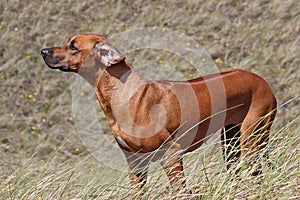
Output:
0 0 299 199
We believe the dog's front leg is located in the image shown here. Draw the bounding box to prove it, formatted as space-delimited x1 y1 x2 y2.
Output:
124 152 149 190
128 165 148 190
160 143 186 190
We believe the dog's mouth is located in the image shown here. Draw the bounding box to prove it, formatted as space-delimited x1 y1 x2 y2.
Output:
42 56 76 72
48 64 77 72
48 64 71 72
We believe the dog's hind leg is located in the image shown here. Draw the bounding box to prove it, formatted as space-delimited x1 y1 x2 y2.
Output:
221 124 241 170
239 105 276 175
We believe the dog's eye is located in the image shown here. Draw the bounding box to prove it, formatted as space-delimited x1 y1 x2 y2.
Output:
69 41 78 51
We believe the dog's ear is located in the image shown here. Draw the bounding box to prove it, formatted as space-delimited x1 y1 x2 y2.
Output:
93 42 125 67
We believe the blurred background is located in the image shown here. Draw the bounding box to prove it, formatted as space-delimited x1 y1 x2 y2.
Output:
0 0 299 199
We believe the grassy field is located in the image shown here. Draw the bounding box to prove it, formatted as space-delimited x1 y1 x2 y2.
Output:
0 0 299 199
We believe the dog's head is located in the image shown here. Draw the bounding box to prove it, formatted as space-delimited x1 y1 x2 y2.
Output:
41 34 125 72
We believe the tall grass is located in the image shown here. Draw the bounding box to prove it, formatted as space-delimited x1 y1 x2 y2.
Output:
0 0 299 199
1 104 299 199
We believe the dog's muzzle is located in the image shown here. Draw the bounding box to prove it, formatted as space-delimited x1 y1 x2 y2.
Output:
41 48 59 66
41 48 72 72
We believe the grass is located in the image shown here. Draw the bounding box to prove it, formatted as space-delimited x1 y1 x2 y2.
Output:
0 0 299 199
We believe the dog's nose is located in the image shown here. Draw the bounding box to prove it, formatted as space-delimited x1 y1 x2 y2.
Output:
41 48 52 57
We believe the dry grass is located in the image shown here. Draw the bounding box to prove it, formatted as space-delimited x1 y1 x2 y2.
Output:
0 0 299 199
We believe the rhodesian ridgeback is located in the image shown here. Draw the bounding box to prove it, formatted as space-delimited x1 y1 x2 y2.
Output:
41 34 277 190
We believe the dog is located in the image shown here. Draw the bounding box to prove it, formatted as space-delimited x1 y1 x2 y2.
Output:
41 34 277 189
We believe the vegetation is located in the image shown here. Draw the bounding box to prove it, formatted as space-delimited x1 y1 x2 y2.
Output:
0 0 299 199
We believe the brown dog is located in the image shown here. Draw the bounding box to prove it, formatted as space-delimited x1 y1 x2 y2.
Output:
41 34 277 189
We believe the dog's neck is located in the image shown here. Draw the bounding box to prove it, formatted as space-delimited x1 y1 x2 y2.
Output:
78 58 147 128
94 60 146 128
78 57 138 88
95 60 145 100
78 57 104 87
